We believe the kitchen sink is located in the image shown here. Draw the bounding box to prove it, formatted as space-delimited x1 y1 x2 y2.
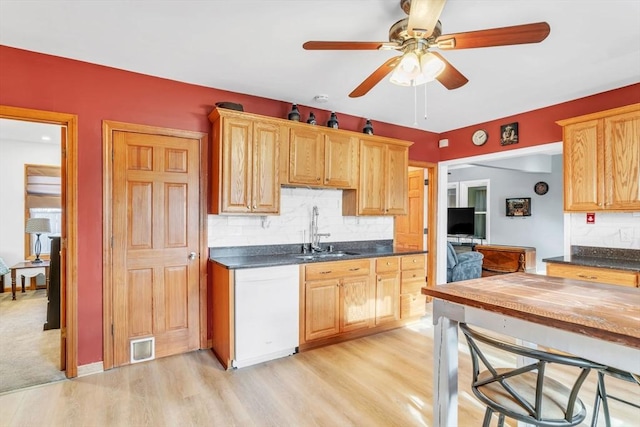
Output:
294 251 360 261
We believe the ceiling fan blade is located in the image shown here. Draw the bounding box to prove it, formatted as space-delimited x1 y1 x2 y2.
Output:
431 52 468 90
349 56 402 98
303 41 397 50
407 0 447 38
436 22 550 50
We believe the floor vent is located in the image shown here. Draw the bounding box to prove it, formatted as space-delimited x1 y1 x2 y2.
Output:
130 337 155 364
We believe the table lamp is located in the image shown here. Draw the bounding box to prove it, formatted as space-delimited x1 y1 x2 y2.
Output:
25 218 51 263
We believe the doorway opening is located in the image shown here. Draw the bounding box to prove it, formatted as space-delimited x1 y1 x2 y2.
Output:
0 105 79 386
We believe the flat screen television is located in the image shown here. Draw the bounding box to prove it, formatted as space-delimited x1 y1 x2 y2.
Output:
447 207 475 236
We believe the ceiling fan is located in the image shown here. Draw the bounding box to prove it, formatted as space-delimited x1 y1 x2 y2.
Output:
303 0 550 97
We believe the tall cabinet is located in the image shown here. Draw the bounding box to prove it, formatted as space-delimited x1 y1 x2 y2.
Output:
558 103 640 211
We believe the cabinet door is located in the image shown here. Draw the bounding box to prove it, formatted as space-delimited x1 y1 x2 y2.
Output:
563 119 603 211
400 278 426 319
305 279 340 341
374 272 400 325
221 117 252 213
340 276 372 332
289 127 324 185
359 139 387 215
604 110 640 210
252 121 281 213
386 144 408 215
324 133 358 188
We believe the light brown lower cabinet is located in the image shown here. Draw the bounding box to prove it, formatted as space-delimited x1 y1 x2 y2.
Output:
375 257 400 326
300 255 427 349
546 263 638 287
400 254 427 319
303 259 373 343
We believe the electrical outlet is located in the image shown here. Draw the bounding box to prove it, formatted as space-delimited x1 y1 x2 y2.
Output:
619 228 633 242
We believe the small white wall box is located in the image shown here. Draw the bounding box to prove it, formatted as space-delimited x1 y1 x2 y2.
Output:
130 337 155 364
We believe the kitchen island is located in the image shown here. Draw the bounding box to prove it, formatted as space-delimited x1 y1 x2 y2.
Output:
422 272 640 427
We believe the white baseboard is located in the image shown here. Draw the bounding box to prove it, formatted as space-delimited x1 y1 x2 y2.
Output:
76 361 104 377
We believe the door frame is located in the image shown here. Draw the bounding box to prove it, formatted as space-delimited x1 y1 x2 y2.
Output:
406 161 437 289
102 120 208 370
0 105 79 378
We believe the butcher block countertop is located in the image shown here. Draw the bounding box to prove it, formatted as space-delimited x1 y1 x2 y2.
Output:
422 272 640 349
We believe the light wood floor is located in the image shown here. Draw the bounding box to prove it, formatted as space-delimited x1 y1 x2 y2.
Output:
1 309 638 427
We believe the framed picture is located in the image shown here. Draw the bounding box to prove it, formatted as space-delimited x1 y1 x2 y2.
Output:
500 122 519 146
506 197 531 217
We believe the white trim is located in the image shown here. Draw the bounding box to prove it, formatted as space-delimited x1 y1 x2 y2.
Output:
76 361 104 377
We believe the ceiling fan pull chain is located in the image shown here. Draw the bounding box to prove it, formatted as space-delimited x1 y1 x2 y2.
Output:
413 82 418 127
424 82 428 120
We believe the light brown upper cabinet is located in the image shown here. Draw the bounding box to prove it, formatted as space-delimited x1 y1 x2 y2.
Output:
287 124 358 189
209 108 413 216
209 108 281 214
558 103 640 212
343 137 410 216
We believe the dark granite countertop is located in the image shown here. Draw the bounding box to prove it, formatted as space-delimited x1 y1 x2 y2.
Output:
209 240 428 269
542 246 640 272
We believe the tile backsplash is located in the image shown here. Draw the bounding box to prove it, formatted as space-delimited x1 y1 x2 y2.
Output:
208 187 393 247
570 212 640 249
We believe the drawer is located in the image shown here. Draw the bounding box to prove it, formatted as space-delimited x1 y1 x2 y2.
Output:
305 259 371 281
401 254 426 271
376 257 399 273
400 278 424 295
546 263 638 287
401 269 425 284
400 292 426 319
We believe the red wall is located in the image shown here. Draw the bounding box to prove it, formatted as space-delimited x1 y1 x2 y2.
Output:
438 84 640 160
1 44 638 365
0 45 441 365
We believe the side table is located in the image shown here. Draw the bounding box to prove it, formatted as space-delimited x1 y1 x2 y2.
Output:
9 261 50 300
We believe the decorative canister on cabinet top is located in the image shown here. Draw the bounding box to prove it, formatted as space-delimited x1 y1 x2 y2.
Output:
327 112 339 129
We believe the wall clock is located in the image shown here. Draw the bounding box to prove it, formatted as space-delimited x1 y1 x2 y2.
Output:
534 181 549 195
472 129 488 146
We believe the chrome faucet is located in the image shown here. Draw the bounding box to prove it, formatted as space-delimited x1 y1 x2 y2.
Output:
310 206 330 252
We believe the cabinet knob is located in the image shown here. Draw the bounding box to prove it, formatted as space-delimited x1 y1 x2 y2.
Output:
413 259 417 263
247 205 250 209
317 177 321 181
253 205 256 209
386 262 391 266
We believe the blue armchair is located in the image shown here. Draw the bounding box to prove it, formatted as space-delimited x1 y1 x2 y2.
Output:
446 242 484 283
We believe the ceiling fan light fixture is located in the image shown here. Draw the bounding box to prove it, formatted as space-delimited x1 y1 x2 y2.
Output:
399 51 421 76
391 51 445 87
389 68 413 86
415 52 445 84
390 51 422 86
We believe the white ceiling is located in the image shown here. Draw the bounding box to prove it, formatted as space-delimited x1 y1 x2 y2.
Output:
1 0 639 133
0 119 61 145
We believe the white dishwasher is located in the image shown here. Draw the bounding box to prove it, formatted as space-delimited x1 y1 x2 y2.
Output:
233 264 299 368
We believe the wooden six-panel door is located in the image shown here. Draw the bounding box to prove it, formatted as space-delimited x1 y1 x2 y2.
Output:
395 169 425 250
112 131 200 367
